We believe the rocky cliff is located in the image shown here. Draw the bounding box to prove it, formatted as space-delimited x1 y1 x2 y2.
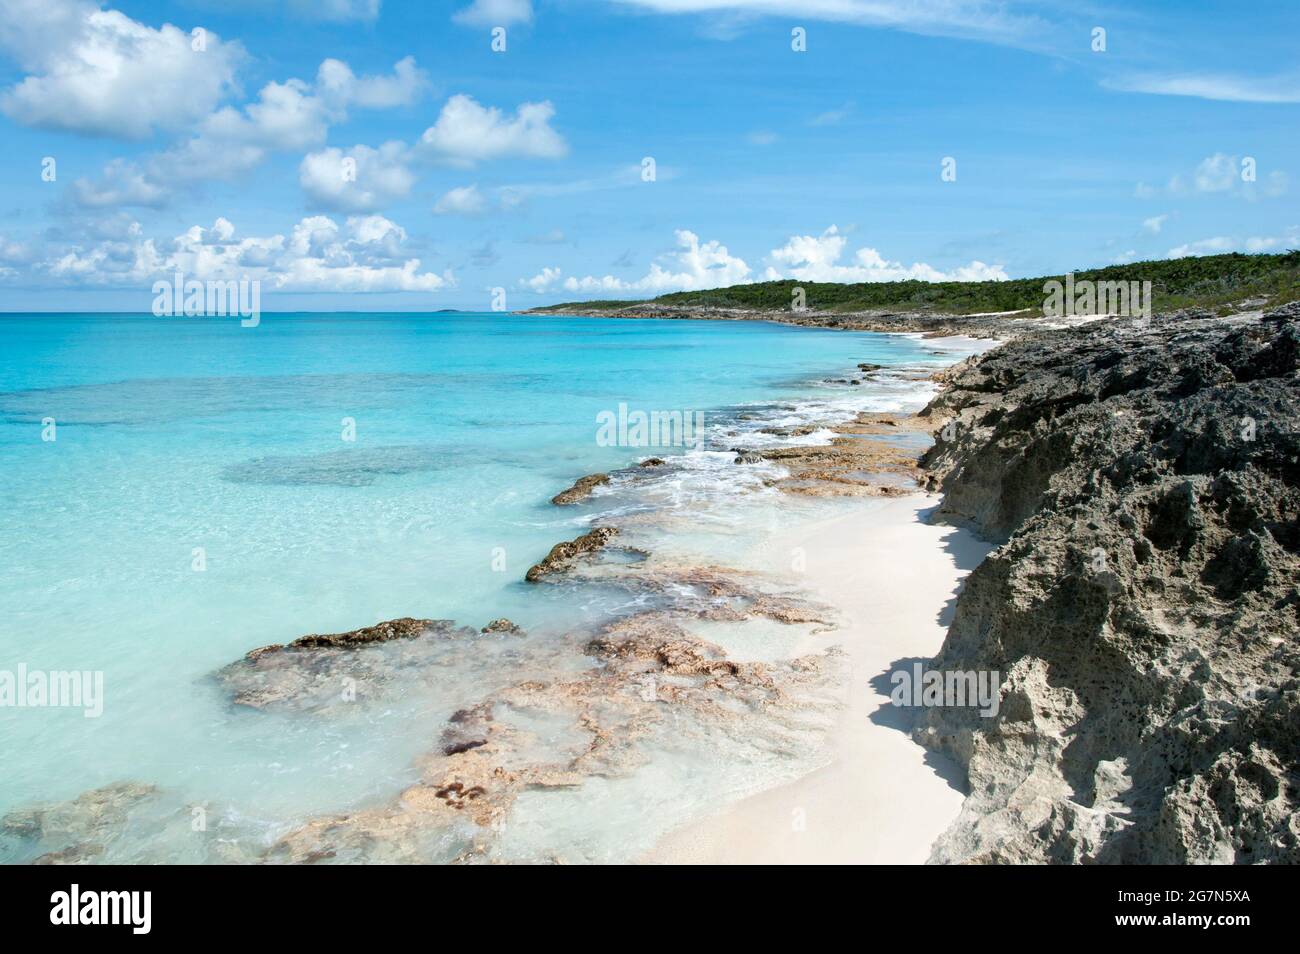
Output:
914 306 1300 863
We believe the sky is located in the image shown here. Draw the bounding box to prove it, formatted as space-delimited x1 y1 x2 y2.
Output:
0 0 1295 312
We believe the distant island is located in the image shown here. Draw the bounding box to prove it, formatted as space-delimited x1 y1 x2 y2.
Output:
526 251 1300 333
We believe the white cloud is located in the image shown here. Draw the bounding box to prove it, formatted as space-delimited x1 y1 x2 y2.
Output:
607 0 1046 48
1142 214 1168 234
522 225 1008 297
72 57 427 207
763 225 1007 282
523 229 751 295
453 0 534 26
432 184 488 215
1167 237 1234 258
314 56 427 110
419 95 567 165
0 0 242 139
522 266 562 292
747 130 778 145
1167 228 1298 258
31 214 452 292
300 143 416 213
1104 72 1300 104
71 159 171 209
1166 153 1288 201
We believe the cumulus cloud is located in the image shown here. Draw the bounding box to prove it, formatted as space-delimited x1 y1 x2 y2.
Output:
28 214 452 292
522 225 1008 297
1142 214 1168 234
524 230 751 295
300 142 416 213
763 226 1007 282
419 95 567 165
71 159 171 209
72 57 428 207
453 0 533 26
0 0 242 139
314 56 427 110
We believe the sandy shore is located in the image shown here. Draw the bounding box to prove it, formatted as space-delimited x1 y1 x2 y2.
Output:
647 495 992 864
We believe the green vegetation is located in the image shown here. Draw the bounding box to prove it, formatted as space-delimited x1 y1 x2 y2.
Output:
544 251 1300 317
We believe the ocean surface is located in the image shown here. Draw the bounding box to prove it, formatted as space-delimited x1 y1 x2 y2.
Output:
0 312 977 862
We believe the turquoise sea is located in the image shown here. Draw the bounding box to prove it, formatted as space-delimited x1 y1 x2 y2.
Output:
0 312 973 862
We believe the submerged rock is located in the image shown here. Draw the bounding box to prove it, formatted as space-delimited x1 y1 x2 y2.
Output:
1 782 160 865
250 617 441 657
915 307 1300 864
481 618 524 636
215 618 479 711
524 526 620 582
262 608 842 864
551 473 610 505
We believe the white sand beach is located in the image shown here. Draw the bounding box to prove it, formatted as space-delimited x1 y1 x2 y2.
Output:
648 495 993 864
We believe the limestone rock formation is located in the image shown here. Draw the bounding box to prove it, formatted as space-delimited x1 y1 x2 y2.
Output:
915 309 1300 864
524 526 620 582
551 473 610 504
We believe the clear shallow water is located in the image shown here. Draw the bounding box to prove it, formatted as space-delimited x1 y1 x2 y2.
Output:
0 312 971 861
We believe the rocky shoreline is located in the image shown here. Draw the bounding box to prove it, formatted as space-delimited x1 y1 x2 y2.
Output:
7 306 1294 864
913 303 1300 863
522 302 1088 339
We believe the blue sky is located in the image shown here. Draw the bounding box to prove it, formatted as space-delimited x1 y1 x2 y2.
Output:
0 0 1295 311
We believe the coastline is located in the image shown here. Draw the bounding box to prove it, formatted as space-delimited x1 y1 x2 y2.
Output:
648 495 992 864
0 321 1002 864
10 303 1295 864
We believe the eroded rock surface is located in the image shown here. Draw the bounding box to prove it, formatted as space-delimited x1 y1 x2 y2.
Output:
914 309 1300 864
216 618 481 711
262 609 841 863
551 473 610 504
524 526 620 582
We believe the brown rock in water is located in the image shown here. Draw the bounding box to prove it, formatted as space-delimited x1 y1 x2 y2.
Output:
242 617 437 660
525 527 619 582
639 457 665 467
269 617 436 654
551 473 610 505
481 618 524 635
216 618 479 711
